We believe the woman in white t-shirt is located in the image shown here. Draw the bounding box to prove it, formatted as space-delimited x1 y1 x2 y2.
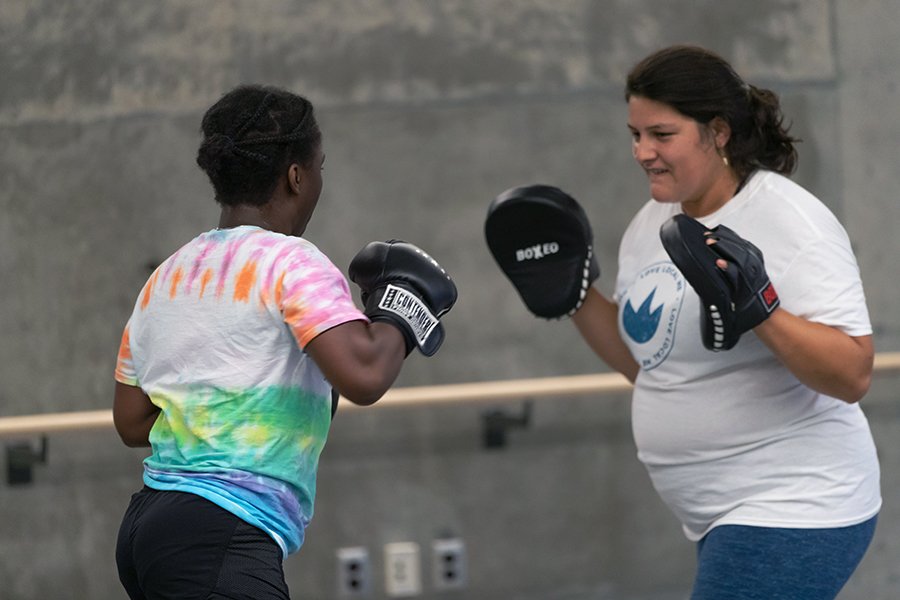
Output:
572 45 880 599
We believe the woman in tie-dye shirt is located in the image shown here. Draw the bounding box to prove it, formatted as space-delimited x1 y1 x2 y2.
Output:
113 85 409 600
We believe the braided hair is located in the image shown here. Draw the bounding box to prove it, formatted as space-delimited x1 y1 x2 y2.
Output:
196 85 321 206
625 45 799 182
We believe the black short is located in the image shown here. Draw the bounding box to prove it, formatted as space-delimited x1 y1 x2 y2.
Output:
116 486 290 600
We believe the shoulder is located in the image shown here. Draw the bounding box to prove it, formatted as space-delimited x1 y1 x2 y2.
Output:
269 236 351 294
730 171 850 248
252 231 335 269
728 171 859 279
750 171 844 232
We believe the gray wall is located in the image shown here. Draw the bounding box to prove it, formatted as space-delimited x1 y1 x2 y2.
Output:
2 1 899 598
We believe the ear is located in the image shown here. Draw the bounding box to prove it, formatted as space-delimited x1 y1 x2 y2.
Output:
287 163 303 195
710 117 732 150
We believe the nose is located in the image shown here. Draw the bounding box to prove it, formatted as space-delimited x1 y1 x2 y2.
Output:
632 137 655 163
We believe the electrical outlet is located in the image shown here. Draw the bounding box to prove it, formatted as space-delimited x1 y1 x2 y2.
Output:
384 541 422 597
336 546 371 597
432 538 467 590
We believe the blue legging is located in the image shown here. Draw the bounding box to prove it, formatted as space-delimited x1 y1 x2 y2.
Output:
691 515 877 600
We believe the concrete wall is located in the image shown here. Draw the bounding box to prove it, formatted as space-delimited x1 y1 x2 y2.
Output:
2 1 898 598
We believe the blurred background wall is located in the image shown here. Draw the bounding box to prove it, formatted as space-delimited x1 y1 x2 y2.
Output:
2 1 899 598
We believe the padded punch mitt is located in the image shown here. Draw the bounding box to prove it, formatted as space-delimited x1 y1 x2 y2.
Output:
485 184 599 318
660 214 779 351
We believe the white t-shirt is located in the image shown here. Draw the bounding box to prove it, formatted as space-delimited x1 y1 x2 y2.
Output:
614 170 881 541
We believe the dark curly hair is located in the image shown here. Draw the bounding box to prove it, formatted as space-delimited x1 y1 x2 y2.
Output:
625 45 799 181
196 84 322 206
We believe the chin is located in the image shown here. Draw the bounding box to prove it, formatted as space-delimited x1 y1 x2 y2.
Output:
648 183 677 204
650 191 679 204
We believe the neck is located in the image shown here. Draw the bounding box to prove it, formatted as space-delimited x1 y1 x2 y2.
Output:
681 170 742 218
218 204 275 231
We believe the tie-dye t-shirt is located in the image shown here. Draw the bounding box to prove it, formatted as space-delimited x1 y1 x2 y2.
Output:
115 225 367 556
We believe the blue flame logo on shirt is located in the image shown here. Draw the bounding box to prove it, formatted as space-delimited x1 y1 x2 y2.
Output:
619 261 685 370
623 288 663 343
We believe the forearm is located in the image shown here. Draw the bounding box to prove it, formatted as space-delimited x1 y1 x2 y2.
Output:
754 308 873 403
571 288 639 382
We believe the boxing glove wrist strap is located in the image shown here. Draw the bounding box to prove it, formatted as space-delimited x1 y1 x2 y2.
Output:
367 284 440 354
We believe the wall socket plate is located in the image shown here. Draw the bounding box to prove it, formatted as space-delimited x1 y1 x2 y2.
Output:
432 538 467 590
384 541 422 597
336 546 371 597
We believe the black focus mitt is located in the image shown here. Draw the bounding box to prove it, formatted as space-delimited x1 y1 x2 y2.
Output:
485 184 599 319
659 214 779 351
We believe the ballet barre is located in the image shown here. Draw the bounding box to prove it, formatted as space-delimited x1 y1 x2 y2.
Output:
1 351 899 437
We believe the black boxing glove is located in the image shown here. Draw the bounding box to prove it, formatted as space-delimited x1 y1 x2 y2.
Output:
485 184 600 318
660 214 779 351
349 240 458 356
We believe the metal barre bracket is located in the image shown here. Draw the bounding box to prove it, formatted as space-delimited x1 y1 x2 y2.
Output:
481 400 533 449
5 436 48 485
